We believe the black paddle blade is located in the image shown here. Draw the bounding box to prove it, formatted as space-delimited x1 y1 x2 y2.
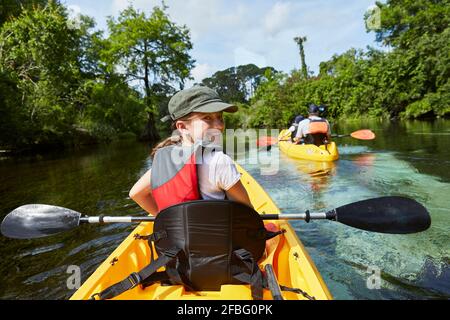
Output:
1 204 81 239
334 196 431 234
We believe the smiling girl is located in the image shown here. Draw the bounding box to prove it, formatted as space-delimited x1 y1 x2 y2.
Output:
129 85 252 215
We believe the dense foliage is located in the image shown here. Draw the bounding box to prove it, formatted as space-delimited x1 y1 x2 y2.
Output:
202 64 278 104
244 0 450 128
1 0 448 151
0 0 48 27
0 1 193 151
105 5 194 141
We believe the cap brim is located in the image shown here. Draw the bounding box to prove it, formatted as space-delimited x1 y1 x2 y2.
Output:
160 115 172 122
194 102 238 114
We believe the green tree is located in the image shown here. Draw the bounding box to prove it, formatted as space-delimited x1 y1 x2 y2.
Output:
104 5 194 141
236 64 277 99
372 0 450 49
246 0 450 125
202 67 245 103
0 0 48 26
248 69 290 128
0 1 87 148
0 70 24 147
202 64 277 103
368 0 450 117
294 36 308 79
80 78 147 139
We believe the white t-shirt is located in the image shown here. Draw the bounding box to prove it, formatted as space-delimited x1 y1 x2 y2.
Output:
288 124 297 132
197 149 242 200
295 116 331 139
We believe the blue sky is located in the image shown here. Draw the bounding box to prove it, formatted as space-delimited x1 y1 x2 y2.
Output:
63 0 383 83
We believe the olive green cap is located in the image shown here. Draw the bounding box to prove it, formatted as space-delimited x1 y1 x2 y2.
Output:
161 85 238 122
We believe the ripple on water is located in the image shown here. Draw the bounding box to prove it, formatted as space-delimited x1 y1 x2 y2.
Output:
23 265 68 285
68 232 129 256
338 145 370 155
16 243 65 258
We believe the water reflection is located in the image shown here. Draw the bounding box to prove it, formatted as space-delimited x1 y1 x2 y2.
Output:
295 160 336 194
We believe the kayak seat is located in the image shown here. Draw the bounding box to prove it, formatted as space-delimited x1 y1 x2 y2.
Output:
304 133 328 146
92 200 283 300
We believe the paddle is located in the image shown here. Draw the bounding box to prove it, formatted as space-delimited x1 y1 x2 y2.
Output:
257 129 376 148
257 135 287 148
1 196 431 239
332 129 376 140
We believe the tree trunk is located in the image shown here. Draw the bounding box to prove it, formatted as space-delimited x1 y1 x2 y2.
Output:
140 42 160 142
294 36 308 79
140 111 160 142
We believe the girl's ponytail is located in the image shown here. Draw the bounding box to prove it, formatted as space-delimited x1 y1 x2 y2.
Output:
150 114 195 158
150 134 182 158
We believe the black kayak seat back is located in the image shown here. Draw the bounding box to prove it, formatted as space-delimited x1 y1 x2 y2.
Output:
92 200 314 300
153 200 267 291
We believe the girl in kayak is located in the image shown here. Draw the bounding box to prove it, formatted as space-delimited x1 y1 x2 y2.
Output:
293 104 331 146
129 85 253 215
287 115 305 142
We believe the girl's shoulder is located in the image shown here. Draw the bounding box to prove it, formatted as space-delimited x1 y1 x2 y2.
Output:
202 148 234 166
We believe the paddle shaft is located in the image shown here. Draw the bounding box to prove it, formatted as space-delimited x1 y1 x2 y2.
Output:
332 134 350 138
78 211 335 224
80 216 155 224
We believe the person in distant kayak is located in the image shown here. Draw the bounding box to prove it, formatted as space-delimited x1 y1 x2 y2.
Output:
286 115 305 142
128 85 253 216
293 104 332 146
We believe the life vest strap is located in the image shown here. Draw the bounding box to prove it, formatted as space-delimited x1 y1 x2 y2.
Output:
93 201 285 300
232 248 264 300
134 230 167 242
265 229 286 241
92 248 181 300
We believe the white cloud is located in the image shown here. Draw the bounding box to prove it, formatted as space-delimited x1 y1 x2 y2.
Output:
264 2 293 37
112 0 137 13
67 4 81 15
68 0 380 76
167 0 250 42
191 63 215 83
184 63 216 88
234 47 267 68
109 0 249 40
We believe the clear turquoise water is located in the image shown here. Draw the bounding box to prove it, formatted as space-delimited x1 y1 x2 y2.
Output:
243 148 449 299
0 119 449 299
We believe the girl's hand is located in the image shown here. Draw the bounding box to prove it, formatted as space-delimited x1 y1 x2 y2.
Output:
225 180 253 208
129 169 159 215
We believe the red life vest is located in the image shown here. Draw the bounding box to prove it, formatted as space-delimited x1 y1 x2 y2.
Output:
304 118 330 146
151 144 203 212
308 118 329 134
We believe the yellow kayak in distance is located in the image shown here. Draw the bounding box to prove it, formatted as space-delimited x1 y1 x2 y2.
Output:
70 164 332 300
278 130 339 162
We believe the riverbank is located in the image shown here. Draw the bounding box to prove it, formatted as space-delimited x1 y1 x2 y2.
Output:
0 129 143 158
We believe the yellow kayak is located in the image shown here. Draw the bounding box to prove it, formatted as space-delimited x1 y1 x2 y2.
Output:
278 130 339 162
70 164 332 300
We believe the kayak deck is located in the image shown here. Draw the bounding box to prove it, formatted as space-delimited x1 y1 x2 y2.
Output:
278 130 339 162
70 164 332 300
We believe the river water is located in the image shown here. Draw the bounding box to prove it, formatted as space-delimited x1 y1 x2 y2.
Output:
0 119 449 299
